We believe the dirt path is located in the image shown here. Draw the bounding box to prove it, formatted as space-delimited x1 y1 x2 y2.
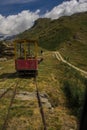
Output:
55 51 87 78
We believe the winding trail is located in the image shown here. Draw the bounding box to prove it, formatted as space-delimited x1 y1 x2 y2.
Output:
55 51 87 78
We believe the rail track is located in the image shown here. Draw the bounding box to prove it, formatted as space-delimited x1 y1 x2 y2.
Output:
0 79 20 130
0 76 47 130
0 82 16 99
34 77 47 130
0 87 11 99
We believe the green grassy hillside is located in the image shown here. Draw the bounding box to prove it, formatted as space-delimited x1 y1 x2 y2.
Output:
18 12 87 50
18 12 87 70
0 12 87 129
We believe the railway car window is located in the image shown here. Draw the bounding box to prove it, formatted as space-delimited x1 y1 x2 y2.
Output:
16 43 25 59
26 42 35 58
14 40 37 59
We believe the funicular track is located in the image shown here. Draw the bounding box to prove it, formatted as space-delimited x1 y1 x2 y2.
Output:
0 76 47 130
0 88 11 99
0 73 18 99
0 79 20 130
34 77 47 130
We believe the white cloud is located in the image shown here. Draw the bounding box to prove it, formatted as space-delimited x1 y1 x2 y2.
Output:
0 0 87 36
79 0 87 2
0 10 40 35
44 0 87 19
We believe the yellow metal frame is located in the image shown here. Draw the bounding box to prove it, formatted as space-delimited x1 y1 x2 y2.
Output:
24 40 26 60
35 42 38 58
14 39 38 59
14 41 17 59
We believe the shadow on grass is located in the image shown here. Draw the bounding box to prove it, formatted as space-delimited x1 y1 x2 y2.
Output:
0 72 35 80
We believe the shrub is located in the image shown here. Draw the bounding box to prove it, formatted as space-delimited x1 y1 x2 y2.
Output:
63 79 86 118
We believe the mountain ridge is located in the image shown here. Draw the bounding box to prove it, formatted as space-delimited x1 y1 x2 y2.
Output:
17 12 87 70
17 12 87 51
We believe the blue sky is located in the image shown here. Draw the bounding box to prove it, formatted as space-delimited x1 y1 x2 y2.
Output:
0 0 87 35
0 0 64 16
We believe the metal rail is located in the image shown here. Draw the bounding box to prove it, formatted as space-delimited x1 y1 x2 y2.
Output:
2 80 19 130
0 88 11 99
34 78 47 130
0 82 17 99
1 77 47 130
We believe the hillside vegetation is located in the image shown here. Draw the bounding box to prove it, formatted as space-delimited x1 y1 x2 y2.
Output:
18 12 87 70
0 12 87 129
0 52 79 130
18 12 87 49
17 12 87 120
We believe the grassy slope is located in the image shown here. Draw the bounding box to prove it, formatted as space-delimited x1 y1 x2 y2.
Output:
0 12 87 129
0 52 79 130
18 12 87 70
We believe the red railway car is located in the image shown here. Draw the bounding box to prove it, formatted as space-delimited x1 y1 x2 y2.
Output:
14 39 39 76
